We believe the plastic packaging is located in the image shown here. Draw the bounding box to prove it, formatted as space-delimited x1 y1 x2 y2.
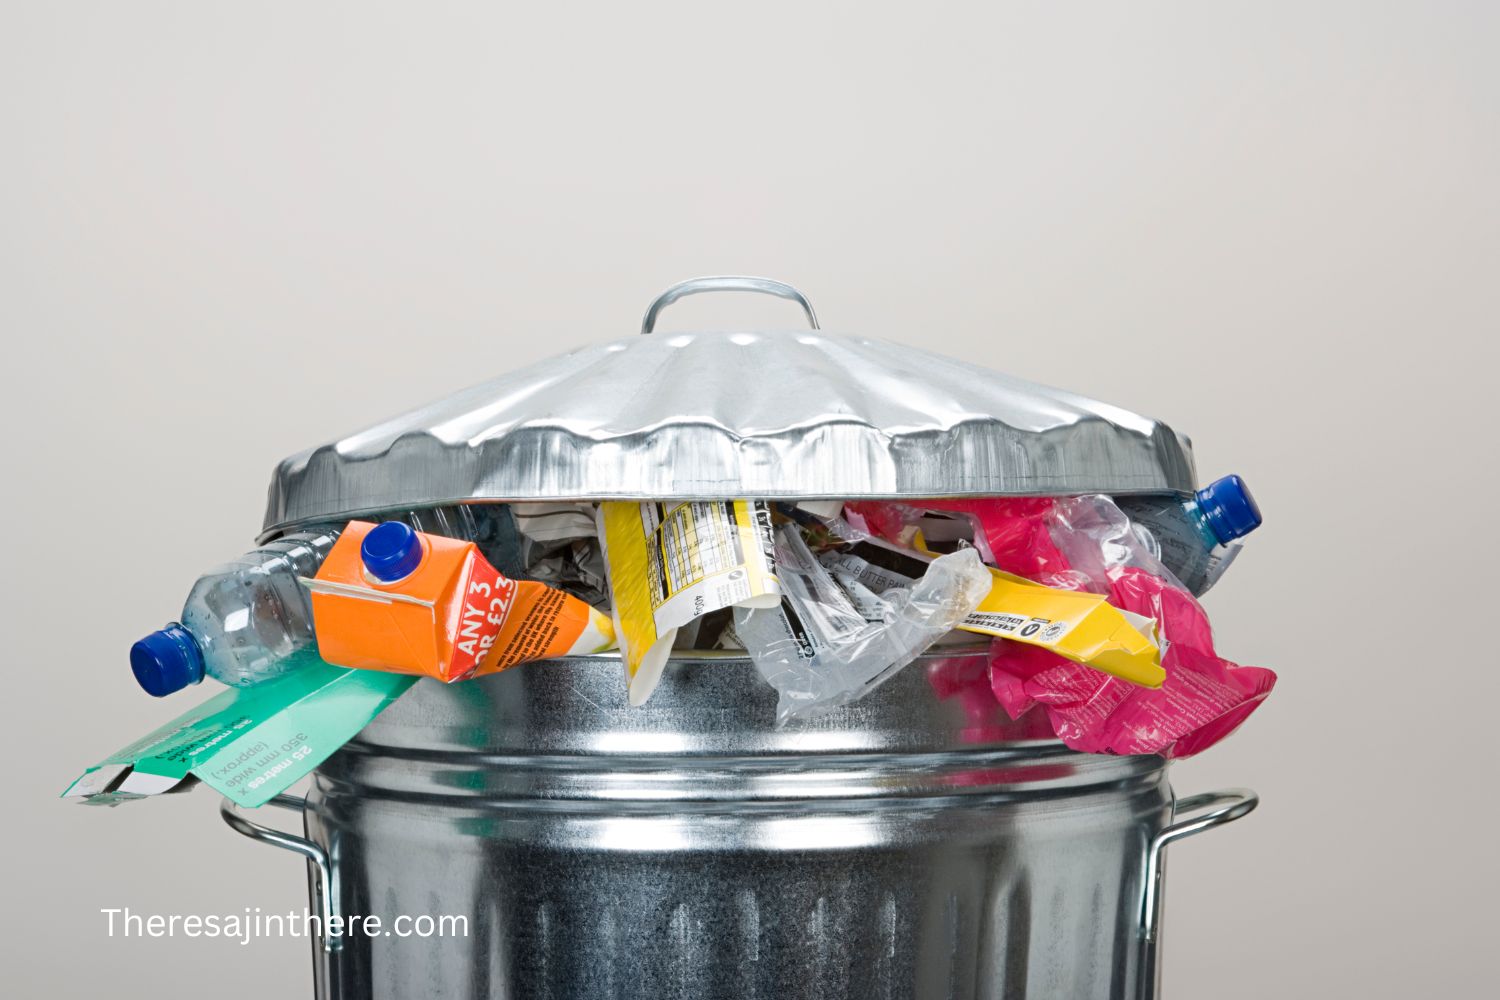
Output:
307 521 615 682
131 527 342 697
599 500 783 705
822 536 1166 688
399 504 527 579
511 502 610 608
997 497 1274 757
1116 475 1261 596
734 523 992 723
852 495 1275 758
847 498 1088 590
130 506 519 697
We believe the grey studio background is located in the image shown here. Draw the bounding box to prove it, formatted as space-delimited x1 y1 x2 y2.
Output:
3 3 1495 997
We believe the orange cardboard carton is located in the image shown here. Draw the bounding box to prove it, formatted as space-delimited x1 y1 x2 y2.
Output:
306 520 614 682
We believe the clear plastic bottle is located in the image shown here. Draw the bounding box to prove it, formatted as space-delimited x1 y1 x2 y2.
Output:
130 505 521 697
130 527 340 696
1117 475 1262 596
400 505 523 577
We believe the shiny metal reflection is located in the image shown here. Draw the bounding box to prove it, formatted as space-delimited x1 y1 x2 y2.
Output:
262 281 1196 535
218 652 1259 999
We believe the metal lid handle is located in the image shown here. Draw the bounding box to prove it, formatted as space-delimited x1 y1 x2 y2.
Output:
641 276 820 334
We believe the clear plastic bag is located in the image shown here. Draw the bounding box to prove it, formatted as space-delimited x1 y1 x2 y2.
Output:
986 496 1275 757
735 524 992 724
849 495 1276 758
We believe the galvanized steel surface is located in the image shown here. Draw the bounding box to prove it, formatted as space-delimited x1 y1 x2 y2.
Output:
243 279 1234 997
262 280 1197 534
299 651 1176 999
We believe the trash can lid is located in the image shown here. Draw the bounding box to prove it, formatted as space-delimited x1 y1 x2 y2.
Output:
261 277 1197 536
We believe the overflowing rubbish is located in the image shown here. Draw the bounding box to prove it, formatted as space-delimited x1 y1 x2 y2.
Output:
734 522 992 722
307 520 614 682
855 493 1275 758
91 486 1273 808
1015 495 1274 758
68 662 413 807
130 527 340 697
59 277 1282 1000
599 500 782 704
510 502 610 607
1116 475 1262 596
73 274 1279 814
129 505 520 697
82 468 1274 808
819 534 1166 688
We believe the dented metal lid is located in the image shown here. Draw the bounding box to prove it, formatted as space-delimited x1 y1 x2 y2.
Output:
263 277 1197 535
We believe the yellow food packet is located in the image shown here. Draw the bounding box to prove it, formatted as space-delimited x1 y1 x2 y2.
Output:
598 501 782 704
959 567 1165 688
827 535 1164 688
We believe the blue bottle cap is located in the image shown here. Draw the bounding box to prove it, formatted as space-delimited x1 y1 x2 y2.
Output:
130 623 205 697
1196 475 1263 545
362 521 424 582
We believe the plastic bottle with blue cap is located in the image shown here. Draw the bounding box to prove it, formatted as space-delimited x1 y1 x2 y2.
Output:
130 506 520 697
1116 475 1262 596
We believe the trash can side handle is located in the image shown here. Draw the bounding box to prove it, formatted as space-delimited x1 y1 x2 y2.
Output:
1141 787 1259 942
641 276 820 334
221 795 342 953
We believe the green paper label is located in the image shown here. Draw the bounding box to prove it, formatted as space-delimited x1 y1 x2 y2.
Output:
64 663 414 808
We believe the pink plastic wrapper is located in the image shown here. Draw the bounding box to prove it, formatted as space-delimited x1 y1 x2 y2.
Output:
850 498 1072 584
851 496 1276 759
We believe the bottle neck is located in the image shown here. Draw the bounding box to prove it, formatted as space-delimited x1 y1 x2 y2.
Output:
1182 499 1227 550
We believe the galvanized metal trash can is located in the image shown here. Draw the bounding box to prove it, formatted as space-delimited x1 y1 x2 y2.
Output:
226 651 1253 999
225 278 1260 999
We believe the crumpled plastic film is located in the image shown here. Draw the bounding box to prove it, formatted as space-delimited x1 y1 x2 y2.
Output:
848 498 1092 591
735 524 993 724
1006 497 1275 757
510 502 611 609
854 495 1276 758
